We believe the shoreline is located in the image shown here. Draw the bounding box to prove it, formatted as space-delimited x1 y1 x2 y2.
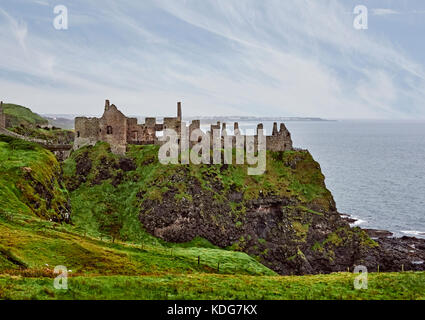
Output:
340 213 425 239
339 212 425 270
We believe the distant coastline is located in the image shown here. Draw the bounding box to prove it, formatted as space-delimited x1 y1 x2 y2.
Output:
184 116 334 122
43 114 334 130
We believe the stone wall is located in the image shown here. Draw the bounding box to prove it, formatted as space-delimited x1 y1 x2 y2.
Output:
189 120 200 135
73 100 294 155
163 117 180 132
98 104 127 154
73 100 183 154
74 117 100 150
266 123 293 152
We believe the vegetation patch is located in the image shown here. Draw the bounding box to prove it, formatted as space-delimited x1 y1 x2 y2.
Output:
2 103 48 128
0 135 70 221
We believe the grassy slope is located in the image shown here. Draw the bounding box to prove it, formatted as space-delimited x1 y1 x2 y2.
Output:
0 213 274 276
1 271 424 300
1 138 424 300
2 103 74 144
0 135 69 221
1 213 423 300
2 103 48 128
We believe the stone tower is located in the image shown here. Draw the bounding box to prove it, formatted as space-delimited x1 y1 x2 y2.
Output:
272 122 278 135
0 101 5 128
177 101 182 121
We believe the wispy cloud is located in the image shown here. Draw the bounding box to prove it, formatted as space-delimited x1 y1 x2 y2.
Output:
0 0 424 119
372 8 399 16
33 0 49 6
0 8 28 50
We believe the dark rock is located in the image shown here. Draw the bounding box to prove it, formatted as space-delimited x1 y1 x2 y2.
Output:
364 229 393 238
75 151 92 177
118 157 136 171
340 213 357 224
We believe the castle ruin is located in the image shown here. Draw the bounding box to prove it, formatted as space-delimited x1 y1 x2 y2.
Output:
74 100 293 154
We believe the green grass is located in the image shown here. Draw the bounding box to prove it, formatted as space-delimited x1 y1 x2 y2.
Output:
2 103 48 128
0 272 424 300
0 135 69 221
0 212 274 277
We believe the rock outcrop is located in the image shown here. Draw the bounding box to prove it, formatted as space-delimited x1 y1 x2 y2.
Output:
137 150 425 275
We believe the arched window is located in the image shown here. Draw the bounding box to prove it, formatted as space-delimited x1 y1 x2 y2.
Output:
77 131 80 137
107 126 113 134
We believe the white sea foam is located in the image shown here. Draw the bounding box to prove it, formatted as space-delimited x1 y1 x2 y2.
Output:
350 218 367 227
401 230 425 237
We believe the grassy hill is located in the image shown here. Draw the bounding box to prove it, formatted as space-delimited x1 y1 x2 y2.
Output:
0 135 424 300
2 103 48 128
1 103 74 144
1 203 424 300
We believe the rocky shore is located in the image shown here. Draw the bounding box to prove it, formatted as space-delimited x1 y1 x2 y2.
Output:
341 213 425 272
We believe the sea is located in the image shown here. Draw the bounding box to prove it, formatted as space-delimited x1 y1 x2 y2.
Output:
201 120 425 238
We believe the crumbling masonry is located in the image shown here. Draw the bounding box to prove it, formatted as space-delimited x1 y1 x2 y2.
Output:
74 100 293 154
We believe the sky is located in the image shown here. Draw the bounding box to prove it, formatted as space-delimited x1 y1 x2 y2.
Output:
0 0 425 119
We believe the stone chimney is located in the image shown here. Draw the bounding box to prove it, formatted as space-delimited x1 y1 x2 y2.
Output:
257 123 264 135
222 122 227 137
234 122 240 135
272 122 278 136
177 101 182 121
105 99 110 111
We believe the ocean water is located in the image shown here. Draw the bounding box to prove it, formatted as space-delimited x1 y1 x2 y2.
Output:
205 120 425 238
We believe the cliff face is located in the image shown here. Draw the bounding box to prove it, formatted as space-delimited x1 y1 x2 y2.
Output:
63 143 404 275
136 149 380 275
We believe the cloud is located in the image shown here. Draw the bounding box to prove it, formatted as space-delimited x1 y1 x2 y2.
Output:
33 0 49 6
0 1 424 119
0 8 28 50
372 8 399 16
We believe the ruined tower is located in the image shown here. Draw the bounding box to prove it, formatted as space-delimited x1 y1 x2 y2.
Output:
272 122 278 135
266 122 293 151
0 101 6 128
177 101 182 121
